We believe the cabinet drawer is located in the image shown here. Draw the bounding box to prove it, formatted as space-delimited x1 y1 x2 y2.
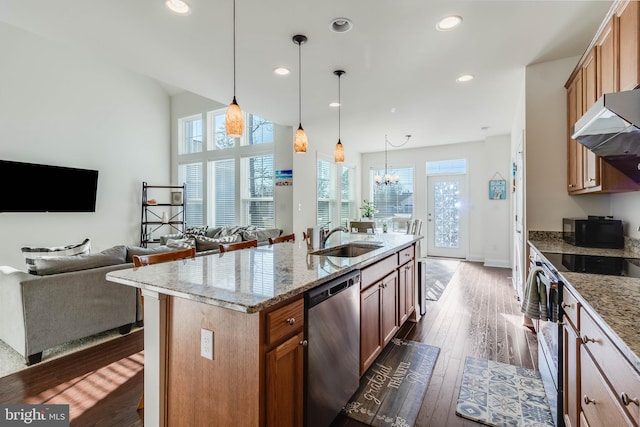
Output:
562 286 579 329
361 254 398 290
398 246 414 265
580 307 640 424
265 298 304 347
580 346 633 427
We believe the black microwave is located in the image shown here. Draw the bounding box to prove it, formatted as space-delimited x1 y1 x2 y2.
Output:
562 217 624 248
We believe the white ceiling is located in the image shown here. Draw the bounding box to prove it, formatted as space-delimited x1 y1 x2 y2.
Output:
0 0 612 153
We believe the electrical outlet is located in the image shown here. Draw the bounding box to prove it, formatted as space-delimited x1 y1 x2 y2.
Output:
201 328 213 360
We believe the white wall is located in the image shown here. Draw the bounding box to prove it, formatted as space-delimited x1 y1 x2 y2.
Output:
610 191 640 238
525 56 610 233
0 23 170 270
361 137 511 266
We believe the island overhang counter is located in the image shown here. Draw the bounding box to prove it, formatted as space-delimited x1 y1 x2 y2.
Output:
106 233 422 426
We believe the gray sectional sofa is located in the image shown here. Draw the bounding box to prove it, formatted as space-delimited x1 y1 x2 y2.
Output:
0 226 282 366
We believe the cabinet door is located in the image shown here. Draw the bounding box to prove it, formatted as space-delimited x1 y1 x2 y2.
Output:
381 272 399 346
617 0 640 91
597 19 617 96
360 283 382 375
266 332 305 427
563 324 580 427
580 346 633 427
398 261 415 325
567 72 584 193
581 48 601 190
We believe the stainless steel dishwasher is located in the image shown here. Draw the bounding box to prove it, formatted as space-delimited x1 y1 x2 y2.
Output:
305 270 360 427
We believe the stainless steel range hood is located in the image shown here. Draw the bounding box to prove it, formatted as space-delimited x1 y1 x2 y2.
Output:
571 89 640 183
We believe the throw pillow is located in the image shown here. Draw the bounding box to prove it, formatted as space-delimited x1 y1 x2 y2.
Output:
241 228 282 242
32 245 127 276
21 238 91 275
166 237 196 249
184 225 208 236
194 234 241 252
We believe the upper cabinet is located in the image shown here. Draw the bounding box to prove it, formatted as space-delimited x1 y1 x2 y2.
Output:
617 0 640 91
565 0 640 195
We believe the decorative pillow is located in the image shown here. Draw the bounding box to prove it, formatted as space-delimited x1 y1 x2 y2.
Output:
159 233 183 245
126 245 177 263
184 225 208 236
194 234 241 252
32 245 127 276
21 238 91 275
166 237 196 249
240 228 282 242
213 226 245 239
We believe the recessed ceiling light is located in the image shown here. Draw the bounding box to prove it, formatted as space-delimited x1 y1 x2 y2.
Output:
456 74 474 83
436 15 462 31
165 0 191 15
330 17 353 33
329 102 340 108
481 126 489 131
274 67 290 76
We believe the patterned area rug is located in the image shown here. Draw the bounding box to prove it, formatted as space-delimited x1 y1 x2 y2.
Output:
0 326 141 378
342 339 440 427
424 258 460 301
456 356 554 427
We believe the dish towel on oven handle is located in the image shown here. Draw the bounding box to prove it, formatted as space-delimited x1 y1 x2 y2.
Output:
521 266 548 321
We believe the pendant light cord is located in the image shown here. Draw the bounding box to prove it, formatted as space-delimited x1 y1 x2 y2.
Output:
298 41 302 125
233 0 237 97
338 74 341 140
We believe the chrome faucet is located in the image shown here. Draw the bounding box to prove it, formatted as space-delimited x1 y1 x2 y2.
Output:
319 226 349 248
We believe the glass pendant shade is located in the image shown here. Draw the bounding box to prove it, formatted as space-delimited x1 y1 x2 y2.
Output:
225 96 243 138
334 140 344 163
294 124 308 153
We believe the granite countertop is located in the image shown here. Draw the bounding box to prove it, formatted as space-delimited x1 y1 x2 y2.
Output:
107 232 421 314
528 238 640 373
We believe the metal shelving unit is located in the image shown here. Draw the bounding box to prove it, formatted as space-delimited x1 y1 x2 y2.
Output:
140 182 186 247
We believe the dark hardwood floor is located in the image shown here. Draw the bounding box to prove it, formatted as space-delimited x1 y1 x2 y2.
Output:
0 261 536 427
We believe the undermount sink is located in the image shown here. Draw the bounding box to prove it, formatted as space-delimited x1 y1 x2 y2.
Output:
310 242 383 258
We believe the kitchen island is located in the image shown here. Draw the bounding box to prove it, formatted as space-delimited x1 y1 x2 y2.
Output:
106 232 421 427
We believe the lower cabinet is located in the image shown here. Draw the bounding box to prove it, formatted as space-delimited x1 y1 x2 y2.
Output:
563 322 580 427
265 331 305 427
360 271 398 375
398 260 415 325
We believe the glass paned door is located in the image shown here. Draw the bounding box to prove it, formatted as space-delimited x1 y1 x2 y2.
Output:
426 175 466 258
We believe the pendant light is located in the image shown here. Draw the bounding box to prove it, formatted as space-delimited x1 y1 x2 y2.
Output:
333 70 345 163
292 34 308 153
225 0 243 138
374 134 411 185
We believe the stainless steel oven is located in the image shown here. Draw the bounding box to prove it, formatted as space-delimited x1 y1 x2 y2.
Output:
529 252 563 427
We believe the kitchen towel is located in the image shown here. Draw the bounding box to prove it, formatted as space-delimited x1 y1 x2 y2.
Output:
521 266 547 321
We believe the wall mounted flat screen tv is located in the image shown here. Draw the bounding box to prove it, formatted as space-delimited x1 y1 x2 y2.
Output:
0 160 99 212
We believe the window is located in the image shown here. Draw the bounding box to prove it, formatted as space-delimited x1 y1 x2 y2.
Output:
241 155 274 228
371 167 414 219
341 165 356 227
178 115 203 154
209 159 235 226
177 107 275 228
317 158 336 226
178 162 204 226
426 159 467 175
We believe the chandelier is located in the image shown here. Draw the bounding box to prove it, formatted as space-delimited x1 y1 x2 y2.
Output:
374 134 411 185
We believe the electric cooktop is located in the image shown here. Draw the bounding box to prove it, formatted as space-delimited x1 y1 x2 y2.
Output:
540 252 640 278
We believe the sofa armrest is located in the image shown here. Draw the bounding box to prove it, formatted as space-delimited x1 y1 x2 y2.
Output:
0 267 32 356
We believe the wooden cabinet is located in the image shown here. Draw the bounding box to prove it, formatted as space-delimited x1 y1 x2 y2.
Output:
565 3 640 194
567 72 584 193
398 248 415 325
359 244 416 375
562 286 581 427
265 331 305 427
617 0 640 91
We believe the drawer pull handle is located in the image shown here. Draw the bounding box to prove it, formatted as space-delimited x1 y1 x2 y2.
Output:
621 392 640 407
561 302 572 309
582 335 597 344
286 317 296 326
299 339 308 347
583 395 596 405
